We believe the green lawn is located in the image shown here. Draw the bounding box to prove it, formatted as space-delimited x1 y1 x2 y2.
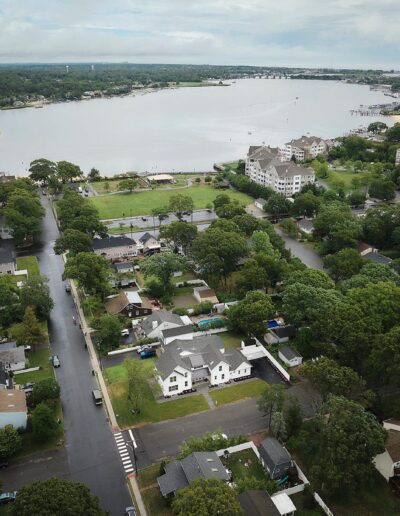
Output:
171 272 197 284
290 492 324 516
222 448 267 482
141 487 172 516
16 256 41 279
137 463 162 489
90 186 252 219
104 360 209 427
219 331 245 350
325 169 358 191
14 347 54 384
209 378 267 406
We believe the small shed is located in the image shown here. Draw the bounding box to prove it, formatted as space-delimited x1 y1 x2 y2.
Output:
278 346 302 367
255 198 266 210
258 437 293 480
265 325 296 344
193 286 219 304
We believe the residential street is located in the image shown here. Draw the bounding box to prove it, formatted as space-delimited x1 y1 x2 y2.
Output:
274 227 324 269
1 194 131 515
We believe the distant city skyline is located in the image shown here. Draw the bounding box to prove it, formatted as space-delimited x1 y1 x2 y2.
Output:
0 0 399 68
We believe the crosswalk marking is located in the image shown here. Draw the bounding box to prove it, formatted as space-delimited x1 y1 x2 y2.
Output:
114 431 135 475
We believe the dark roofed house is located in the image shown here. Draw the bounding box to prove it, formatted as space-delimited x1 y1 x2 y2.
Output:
238 490 281 516
0 247 15 275
104 291 152 318
161 325 195 345
140 310 191 339
266 325 296 344
362 251 392 266
157 452 229 497
259 437 293 480
92 236 137 260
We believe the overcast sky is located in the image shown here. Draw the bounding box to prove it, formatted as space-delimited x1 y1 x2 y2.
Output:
0 0 399 68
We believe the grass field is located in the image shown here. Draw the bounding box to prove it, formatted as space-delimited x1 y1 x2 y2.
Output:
14 347 54 384
325 169 358 191
16 256 41 279
219 331 245 350
209 378 267 406
104 360 209 427
90 186 252 219
222 448 267 482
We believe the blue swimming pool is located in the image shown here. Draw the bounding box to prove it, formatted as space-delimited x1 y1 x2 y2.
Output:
198 317 224 327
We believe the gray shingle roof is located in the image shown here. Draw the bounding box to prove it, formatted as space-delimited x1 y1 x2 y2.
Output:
223 348 250 370
92 236 135 250
0 347 25 366
0 247 14 264
161 325 194 339
259 437 292 471
180 452 229 484
274 163 313 179
271 325 296 339
139 232 154 243
279 345 302 361
112 261 134 271
170 335 224 354
362 251 393 265
157 461 189 496
141 311 185 336
156 347 190 380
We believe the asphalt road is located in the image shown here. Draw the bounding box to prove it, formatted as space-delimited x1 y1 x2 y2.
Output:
106 209 217 227
13 194 131 515
274 227 324 270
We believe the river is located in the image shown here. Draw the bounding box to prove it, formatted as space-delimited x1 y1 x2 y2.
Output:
0 79 393 176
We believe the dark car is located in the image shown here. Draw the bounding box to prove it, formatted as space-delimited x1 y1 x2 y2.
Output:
0 461 9 469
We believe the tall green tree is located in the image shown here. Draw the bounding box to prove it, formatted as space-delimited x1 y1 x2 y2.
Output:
10 478 106 516
54 229 93 256
265 193 291 215
63 252 110 297
159 221 198 253
191 228 247 285
291 192 321 217
168 194 194 221
323 248 364 282
227 291 274 335
31 403 59 442
142 252 187 296
19 277 54 320
125 358 156 413
172 478 243 516
118 178 138 193
0 425 22 460
28 158 57 183
9 306 47 351
299 396 386 496
32 379 61 408
92 314 123 353
56 161 82 183
4 188 45 245
257 383 286 429
286 269 335 290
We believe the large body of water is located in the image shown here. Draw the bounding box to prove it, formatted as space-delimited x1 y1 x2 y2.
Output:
0 79 393 176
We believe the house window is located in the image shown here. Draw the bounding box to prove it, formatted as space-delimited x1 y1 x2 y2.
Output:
169 385 179 392
218 365 222 371
184 372 188 377
221 374 225 380
170 376 177 382
214 375 217 380
184 381 188 387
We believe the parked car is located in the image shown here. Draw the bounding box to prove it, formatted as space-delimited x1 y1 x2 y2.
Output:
0 461 9 469
52 355 60 368
24 345 31 352
125 507 137 516
121 329 130 337
92 389 103 406
140 348 156 359
22 382 35 390
65 281 71 293
0 492 17 505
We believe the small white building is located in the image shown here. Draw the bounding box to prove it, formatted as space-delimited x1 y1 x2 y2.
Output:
92 236 138 260
0 388 27 430
271 492 297 516
374 420 400 481
395 148 400 166
193 286 219 304
278 346 303 367
254 198 266 210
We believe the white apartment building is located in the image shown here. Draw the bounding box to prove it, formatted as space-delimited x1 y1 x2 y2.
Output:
246 146 315 197
156 335 251 397
396 148 400 166
281 136 329 161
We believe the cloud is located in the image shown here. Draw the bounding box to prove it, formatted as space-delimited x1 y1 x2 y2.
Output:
0 0 398 67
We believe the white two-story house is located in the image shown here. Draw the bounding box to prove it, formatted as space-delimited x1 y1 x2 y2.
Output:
156 335 251 397
92 236 138 261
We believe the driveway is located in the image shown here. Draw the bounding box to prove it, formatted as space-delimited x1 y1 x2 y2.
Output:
251 357 285 384
274 227 324 270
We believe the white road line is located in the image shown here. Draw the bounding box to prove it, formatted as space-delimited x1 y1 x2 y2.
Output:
120 452 129 458
122 458 132 465
114 432 122 437
125 467 134 473
117 443 127 448
115 438 124 443
128 429 137 448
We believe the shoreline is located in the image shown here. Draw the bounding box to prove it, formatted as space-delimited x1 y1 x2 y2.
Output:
391 114 400 122
0 82 226 111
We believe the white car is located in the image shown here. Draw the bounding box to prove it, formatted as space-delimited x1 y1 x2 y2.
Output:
121 329 130 337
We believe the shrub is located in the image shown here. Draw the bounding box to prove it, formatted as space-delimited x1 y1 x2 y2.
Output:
191 301 213 316
172 307 188 316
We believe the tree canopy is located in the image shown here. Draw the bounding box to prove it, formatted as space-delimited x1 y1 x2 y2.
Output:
227 291 274 335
